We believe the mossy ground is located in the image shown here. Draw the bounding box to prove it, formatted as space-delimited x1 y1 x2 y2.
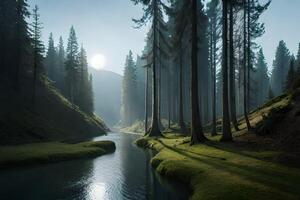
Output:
136 91 300 200
137 135 300 200
0 141 115 168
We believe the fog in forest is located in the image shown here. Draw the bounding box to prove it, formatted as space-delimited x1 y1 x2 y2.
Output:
1 0 300 199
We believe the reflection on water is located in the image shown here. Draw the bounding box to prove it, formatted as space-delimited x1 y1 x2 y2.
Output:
0 132 188 200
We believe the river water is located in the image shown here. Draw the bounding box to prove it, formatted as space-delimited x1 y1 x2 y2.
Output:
0 132 188 200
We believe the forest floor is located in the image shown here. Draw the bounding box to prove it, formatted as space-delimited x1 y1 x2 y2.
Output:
137 135 300 200
136 89 300 200
0 141 115 169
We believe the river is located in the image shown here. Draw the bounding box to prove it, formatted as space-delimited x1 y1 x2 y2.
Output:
0 132 188 200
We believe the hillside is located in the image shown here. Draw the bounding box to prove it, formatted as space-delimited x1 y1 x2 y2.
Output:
90 68 122 127
0 79 109 145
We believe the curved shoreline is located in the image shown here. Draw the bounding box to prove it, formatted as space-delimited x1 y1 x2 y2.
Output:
136 136 300 200
0 141 116 169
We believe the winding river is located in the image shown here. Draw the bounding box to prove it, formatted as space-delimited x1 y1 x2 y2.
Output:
0 132 188 200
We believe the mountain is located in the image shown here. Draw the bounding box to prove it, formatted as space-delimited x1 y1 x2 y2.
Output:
90 68 122 127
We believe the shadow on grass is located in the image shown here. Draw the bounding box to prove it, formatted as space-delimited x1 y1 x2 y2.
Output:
155 139 300 196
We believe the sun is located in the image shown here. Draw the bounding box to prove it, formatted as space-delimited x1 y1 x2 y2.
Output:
90 54 106 70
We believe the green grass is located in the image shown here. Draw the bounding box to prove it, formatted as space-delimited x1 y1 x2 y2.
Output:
0 141 115 168
137 136 300 200
119 120 145 134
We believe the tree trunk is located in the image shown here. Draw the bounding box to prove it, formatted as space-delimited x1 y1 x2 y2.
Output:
148 0 161 137
158 49 162 128
243 0 251 130
179 45 186 134
168 66 171 129
229 1 239 131
221 0 232 142
211 12 217 137
145 67 149 135
247 0 252 113
190 0 206 144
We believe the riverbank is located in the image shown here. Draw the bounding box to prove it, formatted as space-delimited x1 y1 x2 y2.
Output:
137 135 300 200
0 141 115 169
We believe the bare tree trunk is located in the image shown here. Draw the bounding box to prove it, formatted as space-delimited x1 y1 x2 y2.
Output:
221 0 232 142
190 0 206 144
158 38 162 128
148 0 161 137
229 1 239 131
179 45 186 134
243 0 251 130
168 66 171 129
211 15 217 137
145 67 149 135
247 0 252 113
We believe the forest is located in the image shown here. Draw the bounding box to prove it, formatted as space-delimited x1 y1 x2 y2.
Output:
0 0 300 200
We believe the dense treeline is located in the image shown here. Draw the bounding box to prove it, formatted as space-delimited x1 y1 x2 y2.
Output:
46 27 94 114
121 0 300 143
0 1 94 115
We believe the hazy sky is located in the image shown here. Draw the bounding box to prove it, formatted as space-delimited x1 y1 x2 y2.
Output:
257 0 300 72
29 0 148 75
28 0 300 75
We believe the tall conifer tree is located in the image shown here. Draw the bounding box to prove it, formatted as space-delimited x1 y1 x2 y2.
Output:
65 26 79 105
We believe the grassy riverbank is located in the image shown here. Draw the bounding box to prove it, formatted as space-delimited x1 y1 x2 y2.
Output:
136 90 300 200
0 141 115 169
137 135 300 200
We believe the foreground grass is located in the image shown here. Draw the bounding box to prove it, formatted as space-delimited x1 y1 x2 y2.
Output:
0 141 115 168
137 135 300 200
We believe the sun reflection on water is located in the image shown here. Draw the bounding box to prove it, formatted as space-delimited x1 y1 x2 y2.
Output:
88 182 106 200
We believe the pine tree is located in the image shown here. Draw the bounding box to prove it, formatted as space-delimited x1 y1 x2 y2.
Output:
221 0 232 142
247 0 271 110
207 0 221 136
255 48 269 105
270 40 290 96
45 33 57 81
65 26 79 105
77 46 93 114
0 0 30 85
243 0 251 130
190 0 207 143
56 36 65 92
15 0 30 89
285 56 295 91
30 5 44 105
168 0 189 135
296 43 300 75
121 50 138 125
131 0 169 136
229 0 239 131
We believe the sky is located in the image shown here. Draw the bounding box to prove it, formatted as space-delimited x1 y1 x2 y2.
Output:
28 0 148 75
28 0 300 75
257 0 300 72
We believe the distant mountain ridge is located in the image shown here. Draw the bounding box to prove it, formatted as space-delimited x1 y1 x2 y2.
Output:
90 68 122 127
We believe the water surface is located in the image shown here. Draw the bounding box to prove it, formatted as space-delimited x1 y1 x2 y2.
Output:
0 132 188 200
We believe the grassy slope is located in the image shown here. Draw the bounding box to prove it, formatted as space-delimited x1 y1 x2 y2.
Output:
136 92 300 200
0 79 109 145
0 140 115 168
